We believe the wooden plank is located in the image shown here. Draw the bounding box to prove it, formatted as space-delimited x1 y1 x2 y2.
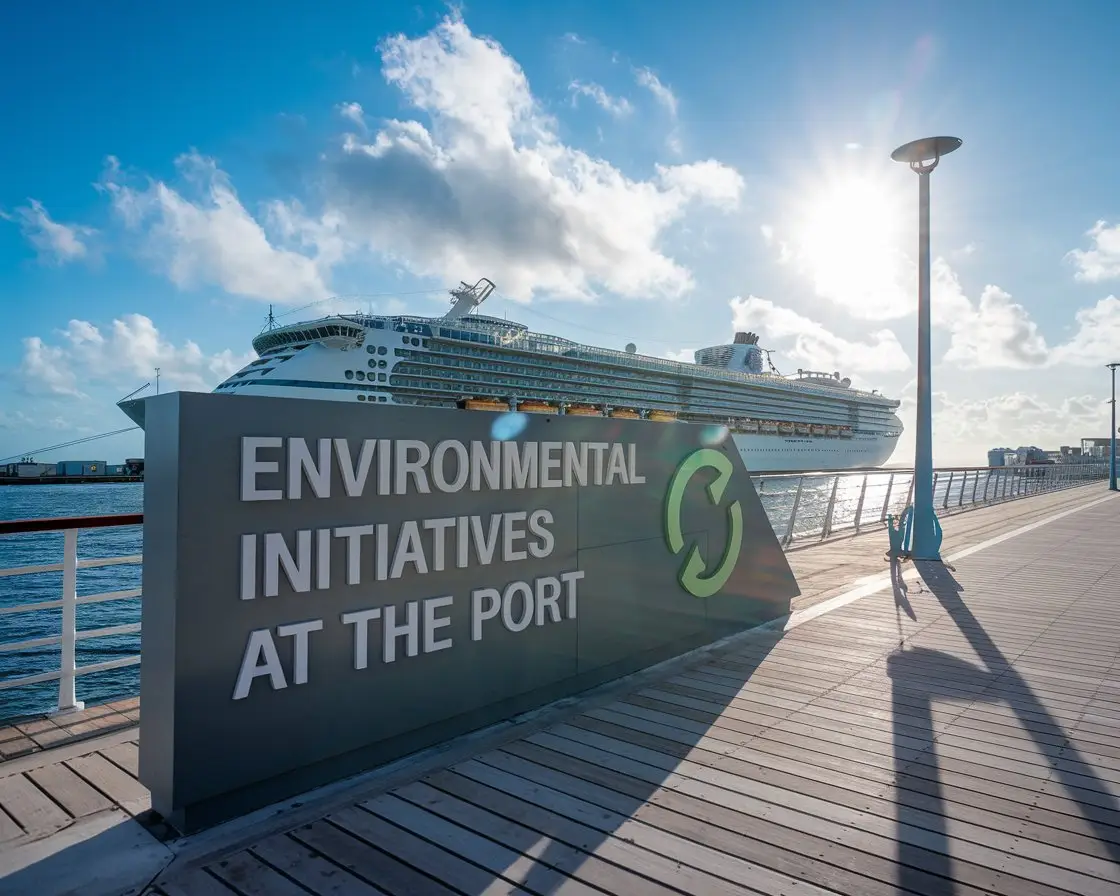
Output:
0 804 24 842
101 740 140 777
362 792 598 896
330 805 536 895
0 772 70 837
28 761 113 818
67 752 149 812
289 819 459 896
156 867 239 896
250 833 383 895
207 851 310 896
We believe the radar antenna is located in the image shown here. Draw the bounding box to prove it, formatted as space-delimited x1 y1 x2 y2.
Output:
442 278 496 322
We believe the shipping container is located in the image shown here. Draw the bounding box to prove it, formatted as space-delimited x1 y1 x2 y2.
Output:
56 460 107 476
16 463 53 478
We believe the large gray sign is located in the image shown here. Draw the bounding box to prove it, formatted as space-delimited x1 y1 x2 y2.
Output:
139 392 799 832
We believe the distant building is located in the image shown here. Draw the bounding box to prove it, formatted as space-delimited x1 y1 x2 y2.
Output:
1080 438 1119 460
56 460 107 476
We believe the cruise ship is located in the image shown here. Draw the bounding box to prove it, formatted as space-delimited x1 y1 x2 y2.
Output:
119 278 903 472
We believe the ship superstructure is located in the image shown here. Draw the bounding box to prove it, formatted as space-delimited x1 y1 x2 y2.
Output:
120 278 903 472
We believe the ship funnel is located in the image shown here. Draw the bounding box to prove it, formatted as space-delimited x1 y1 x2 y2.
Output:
442 277 497 321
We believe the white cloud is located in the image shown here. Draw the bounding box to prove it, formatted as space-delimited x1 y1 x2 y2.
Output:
568 81 632 117
663 348 695 363
1049 295 1120 366
730 295 911 374
1 199 97 264
633 66 678 117
18 314 254 398
324 13 743 301
97 153 338 303
633 66 681 153
336 102 367 129
1065 220 1120 282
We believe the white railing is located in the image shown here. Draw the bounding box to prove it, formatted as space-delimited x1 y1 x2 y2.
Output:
750 462 1111 549
0 462 1110 719
0 513 143 717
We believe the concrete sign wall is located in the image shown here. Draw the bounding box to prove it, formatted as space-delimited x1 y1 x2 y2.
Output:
139 392 799 832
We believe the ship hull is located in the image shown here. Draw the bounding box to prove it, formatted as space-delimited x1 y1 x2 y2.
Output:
731 431 898 473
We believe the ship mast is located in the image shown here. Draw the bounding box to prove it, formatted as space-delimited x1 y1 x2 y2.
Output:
441 278 496 321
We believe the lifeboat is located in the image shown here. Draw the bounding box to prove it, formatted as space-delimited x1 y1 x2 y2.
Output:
518 400 557 415
647 410 677 423
760 421 779 434
741 421 761 433
778 422 794 434
608 407 640 419
811 424 827 436
826 425 840 436
564 404 603 417
795 423 811 435
461 398 508 412
839 426 854 438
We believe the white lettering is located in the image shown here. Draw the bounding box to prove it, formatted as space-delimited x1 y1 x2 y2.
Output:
232 628 286 699
628 443 645 484
277 619 322 685
390 520 428 578
341 607 382 670
395 440 430 495
606 443 629 485
432 441 469 492
288 438 332 499
540 442 562 487
470 514 501 565
423 517 455 571
375 522 389 580
382 601 419 662
334 438 376 497
587 443 608 484
240 436 282 501
563 442 588 487
502 511 528 562
240 533 256 600
334 525 373 585
471 588 501 640
527 510 554 559
560 570 585 618
470 441 501 491
316 528 330 590
264 530 311 596
456 515 470 568
502 441 538 490
502 582 534 632
423 596 454 653
377 439 391 495
535 576 562 625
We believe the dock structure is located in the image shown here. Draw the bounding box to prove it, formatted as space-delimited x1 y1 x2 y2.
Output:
2 485 1118 895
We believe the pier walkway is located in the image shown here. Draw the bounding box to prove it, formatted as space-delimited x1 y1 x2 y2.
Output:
1 485 1118 895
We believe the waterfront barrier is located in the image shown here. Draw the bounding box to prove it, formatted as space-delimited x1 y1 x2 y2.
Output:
0 459 1109 728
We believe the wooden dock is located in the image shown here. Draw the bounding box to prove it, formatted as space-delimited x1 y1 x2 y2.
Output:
2 485 1118 895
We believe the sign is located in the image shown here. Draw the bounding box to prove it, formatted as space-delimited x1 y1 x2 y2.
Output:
139 392 799 833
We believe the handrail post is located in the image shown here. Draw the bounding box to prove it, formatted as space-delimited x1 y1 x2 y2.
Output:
821 475 840 539
942 471 954 509
880 473 895 523
853 474 869 533
783 476 804 547
55 528 85 716
971 470 980 505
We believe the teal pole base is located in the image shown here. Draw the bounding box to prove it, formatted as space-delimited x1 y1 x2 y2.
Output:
909 505 944 561
886 506 914 559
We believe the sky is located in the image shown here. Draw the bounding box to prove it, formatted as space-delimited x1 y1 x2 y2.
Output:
3 0 1120 467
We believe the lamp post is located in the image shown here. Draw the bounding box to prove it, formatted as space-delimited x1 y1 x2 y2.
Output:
1109 362 1118 491
891 135 962 561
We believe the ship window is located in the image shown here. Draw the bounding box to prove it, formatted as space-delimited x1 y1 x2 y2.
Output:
378 373 387 382
368 360 377 369
345 370 354 379
422 339 429 348
377 346 387 355
356 370 366 381
366 345 376 354
357 394 366 401
402 336 410 344
378 360 387 368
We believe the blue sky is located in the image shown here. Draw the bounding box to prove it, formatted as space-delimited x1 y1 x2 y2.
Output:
3 0 1120 466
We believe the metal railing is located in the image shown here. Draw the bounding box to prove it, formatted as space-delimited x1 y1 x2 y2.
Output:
0 513 143 717
0 462 1110 719
750 462 1111 549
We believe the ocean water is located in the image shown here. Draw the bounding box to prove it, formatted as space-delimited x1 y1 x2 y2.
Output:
0 466 1078 722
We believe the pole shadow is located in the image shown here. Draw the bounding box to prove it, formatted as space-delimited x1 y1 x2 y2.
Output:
883 558 1120 894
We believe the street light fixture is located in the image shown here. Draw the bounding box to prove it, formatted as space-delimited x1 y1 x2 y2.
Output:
1109 362 1119 492
892 135 962 561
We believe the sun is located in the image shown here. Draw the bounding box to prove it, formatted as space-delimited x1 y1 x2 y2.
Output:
789 174 913 319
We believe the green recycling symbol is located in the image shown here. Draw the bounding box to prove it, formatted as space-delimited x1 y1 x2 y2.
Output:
664 448 744 598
